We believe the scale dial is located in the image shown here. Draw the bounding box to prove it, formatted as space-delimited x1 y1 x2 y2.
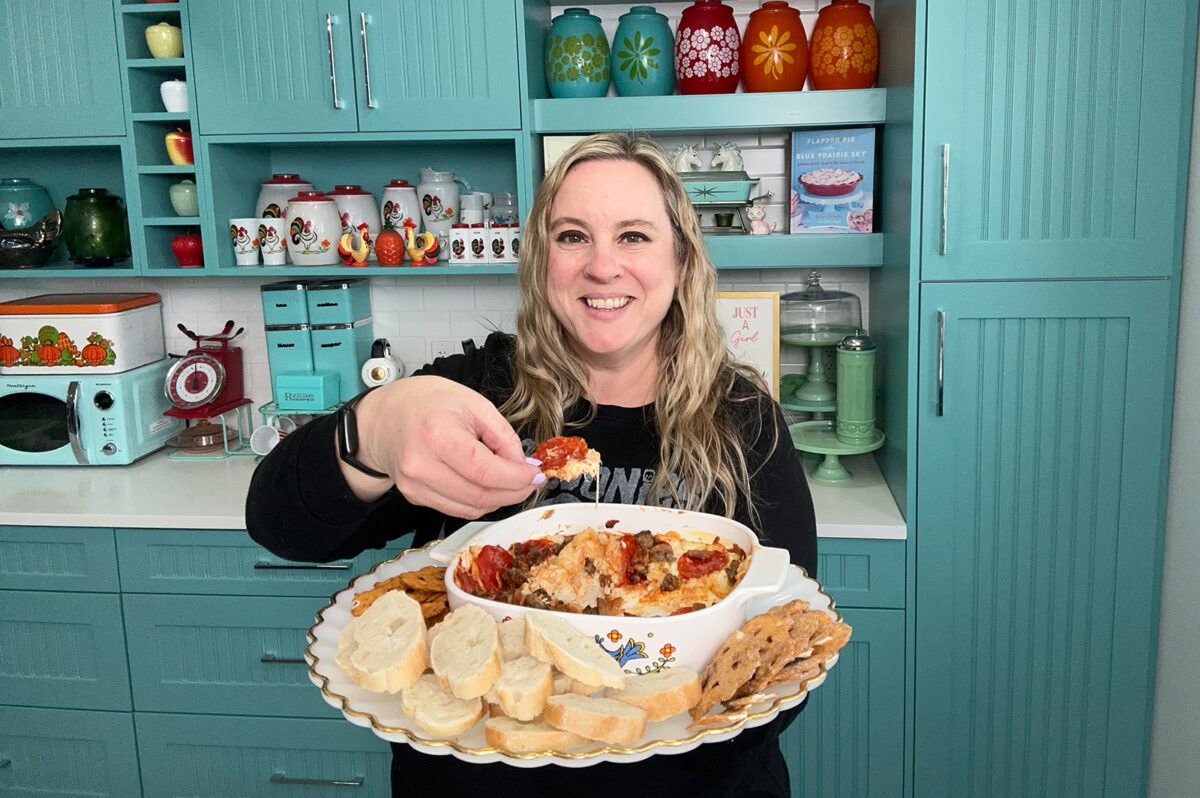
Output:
165 352 227 410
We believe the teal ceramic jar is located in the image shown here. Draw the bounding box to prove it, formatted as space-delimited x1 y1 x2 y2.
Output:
545 8 611 98
62 188 131 266
612 6 675 96
0 178 55 230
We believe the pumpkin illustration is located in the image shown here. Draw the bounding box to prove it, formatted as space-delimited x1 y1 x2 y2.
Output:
82 342 107 365
0 338 18 367
38 343 61 364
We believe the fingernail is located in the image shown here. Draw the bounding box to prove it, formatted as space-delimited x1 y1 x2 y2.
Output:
531 472 547 487
525 456 543 466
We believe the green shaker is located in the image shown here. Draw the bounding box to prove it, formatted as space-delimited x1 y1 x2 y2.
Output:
836 331 877 445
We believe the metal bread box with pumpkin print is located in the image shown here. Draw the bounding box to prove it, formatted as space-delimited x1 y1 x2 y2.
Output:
0 292 166 375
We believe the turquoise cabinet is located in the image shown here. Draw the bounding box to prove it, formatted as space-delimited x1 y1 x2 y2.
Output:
189 0 521 135
913 279 1175 796
0 0 125 139
0 706 141 797
921 0 1196 280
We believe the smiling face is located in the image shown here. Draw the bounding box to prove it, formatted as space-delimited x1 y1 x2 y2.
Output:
546 159 680 375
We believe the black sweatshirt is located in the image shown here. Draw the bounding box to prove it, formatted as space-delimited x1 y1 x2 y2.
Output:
246 332 818 798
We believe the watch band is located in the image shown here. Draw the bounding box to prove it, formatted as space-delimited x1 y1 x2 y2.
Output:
336 387 389 480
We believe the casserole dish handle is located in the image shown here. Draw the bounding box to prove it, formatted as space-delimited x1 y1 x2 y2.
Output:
427 521 490 565
733 546 791 602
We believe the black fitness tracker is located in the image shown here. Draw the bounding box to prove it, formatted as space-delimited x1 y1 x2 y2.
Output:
336 386 389 479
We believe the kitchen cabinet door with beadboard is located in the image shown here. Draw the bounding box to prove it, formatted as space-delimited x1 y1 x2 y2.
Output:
913 279 1174 797
0 0 125 139
921 0 1197 281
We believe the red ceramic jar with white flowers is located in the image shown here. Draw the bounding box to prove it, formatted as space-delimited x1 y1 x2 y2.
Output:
674 0 741 95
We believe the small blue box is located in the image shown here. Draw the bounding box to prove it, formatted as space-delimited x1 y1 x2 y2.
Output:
306 278 372 325
274 371 340 411
260 280 312 326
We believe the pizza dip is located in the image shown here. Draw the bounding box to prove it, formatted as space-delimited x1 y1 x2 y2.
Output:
533 436 601 483
453 527 750 617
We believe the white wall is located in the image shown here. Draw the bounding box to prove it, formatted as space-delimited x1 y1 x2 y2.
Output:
1147 46 1200 798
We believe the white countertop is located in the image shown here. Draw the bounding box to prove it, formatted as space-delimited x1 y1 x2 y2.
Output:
0 451 906 538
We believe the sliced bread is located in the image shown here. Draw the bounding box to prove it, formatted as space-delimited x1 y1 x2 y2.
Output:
544 693 648 745
484 716 592 753
553 672 602 696
496 618 527 660
525 611 625 690
603 667 702 721
400 673 484 737
430 604 502 699
493 655 554 721
335 589 428 693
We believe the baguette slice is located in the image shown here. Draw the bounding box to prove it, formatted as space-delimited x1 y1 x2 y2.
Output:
497 618 527 660
544 693 648 745
485 716 591 753
553 672 603 696
401 673 484 737
335 590 428 693
525 611 625 690
603 667 702 721
493 655 554 721
430 604 502 699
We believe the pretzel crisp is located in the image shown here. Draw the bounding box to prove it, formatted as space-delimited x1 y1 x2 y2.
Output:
351 565 448 626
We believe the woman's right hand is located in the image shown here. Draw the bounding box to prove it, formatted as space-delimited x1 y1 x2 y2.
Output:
340 376 544 518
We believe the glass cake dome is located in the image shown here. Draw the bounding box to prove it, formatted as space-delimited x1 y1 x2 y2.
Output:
779 271 863 346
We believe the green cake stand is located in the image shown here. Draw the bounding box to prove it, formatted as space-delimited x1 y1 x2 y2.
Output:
790 419 885 483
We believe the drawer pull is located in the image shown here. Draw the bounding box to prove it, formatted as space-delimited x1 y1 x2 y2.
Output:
261 654 307 665
271 772 363 788
939 143 949 255
936 310 946 416
254 561 351 570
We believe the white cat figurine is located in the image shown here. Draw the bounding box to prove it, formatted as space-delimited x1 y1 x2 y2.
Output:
746 206 776 235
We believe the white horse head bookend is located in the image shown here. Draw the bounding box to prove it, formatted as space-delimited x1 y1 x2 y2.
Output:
711 141 744 172
671 143 704 173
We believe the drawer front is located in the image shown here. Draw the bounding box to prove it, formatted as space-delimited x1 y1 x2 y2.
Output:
0 526 119 592
124 593 341 718
0 706 141 798
816 539 906 609
0 591 131 711
136 712 390 798
116 527 409 597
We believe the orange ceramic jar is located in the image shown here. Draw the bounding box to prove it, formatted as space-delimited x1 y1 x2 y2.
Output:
809 0 879 90
741 1 808 93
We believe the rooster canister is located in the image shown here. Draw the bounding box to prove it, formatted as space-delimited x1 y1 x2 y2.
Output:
286 191 340 266
675 1 741 94
255 174 314 219
380 179 421 235
809 0 879 90
545 8 611 98
611 6 674 97
328 185 381 263
742 1 808 93
417 168 471 261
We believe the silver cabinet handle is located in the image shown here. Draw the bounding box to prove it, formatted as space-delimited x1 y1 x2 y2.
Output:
936 310 946 416
254 561 350 570
326 13 344 109
261 653 307 665
939 144 949 255
359 12 377 109
271 772 363 788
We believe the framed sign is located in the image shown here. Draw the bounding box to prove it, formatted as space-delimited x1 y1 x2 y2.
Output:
715 291 780 400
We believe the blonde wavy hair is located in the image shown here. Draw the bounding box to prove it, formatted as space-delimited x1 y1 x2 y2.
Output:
499 132 775 522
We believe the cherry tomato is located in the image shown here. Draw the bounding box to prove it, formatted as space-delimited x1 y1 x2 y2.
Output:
677 549 728 579
532 436 589 471
453 565 481 594
475 544 514 591
515 538 558 558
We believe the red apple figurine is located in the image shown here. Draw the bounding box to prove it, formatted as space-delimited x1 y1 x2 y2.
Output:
170 232 203 267
165 128 193 165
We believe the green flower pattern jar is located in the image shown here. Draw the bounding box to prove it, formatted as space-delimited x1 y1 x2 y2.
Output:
546 8 611 98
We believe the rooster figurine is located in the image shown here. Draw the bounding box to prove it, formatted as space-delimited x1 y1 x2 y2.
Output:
337 222 371 266
403 217 439 265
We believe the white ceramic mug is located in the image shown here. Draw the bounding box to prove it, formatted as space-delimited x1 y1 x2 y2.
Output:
249 416 296 455
460 191 487 225
228 217 262 266
160 79 188 112
257 218 288 265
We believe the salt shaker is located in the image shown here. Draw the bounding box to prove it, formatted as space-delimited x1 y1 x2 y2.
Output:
835 330 877 445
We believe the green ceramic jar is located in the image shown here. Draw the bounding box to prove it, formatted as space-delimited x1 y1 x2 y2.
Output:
62 188 131 266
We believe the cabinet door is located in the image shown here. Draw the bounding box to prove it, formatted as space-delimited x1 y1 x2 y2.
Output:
914 280 1172 796
189 0 358 134
350 0 522 131
0 0 125 139
922 0 1196 280
782 608 905 798
0 706 140 797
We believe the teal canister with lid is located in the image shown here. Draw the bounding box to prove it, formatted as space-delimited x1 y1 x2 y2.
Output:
545 8 611 98
835 330 877 445
611 6 675 96
0 178 55 229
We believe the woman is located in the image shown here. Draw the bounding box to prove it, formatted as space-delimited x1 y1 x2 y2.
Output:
246 132 817 797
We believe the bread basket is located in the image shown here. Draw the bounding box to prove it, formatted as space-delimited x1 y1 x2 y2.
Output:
429 503 792 674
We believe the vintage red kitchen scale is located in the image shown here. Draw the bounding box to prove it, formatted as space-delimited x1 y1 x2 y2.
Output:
163 320 253 458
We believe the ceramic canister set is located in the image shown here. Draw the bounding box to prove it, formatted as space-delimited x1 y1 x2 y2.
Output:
232 173 519 267
545 1 878 98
